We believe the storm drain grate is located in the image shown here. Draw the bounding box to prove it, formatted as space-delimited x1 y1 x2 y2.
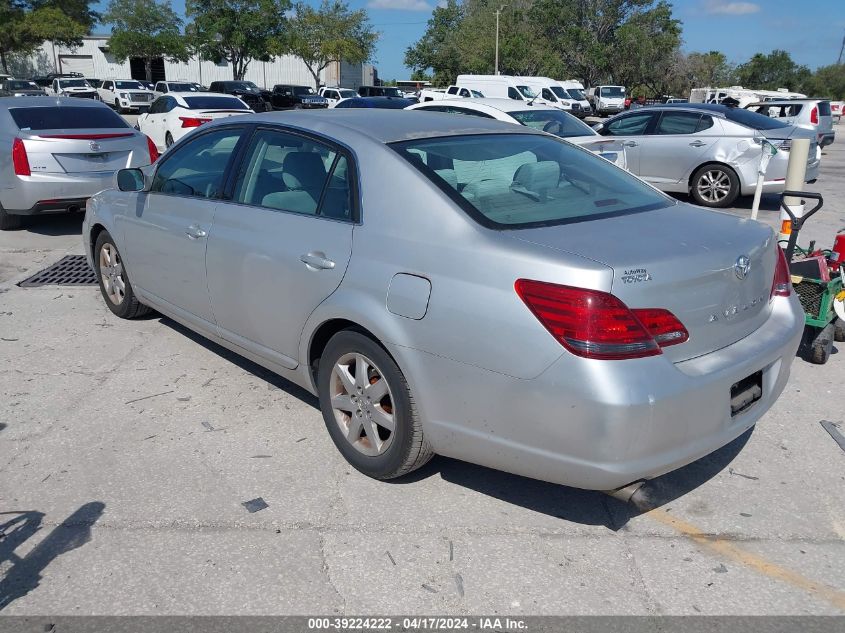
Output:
18 255 98 287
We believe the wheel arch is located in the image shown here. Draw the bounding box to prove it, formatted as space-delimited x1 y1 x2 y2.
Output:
307 318 389 390
687 160 740 191
89 222 108 260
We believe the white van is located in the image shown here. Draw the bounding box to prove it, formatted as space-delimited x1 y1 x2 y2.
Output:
517 76 579 113
560 80 591 113
587 85 626 116
455 75 543 103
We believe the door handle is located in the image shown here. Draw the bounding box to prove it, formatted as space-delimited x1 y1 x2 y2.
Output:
622 140 638 147
689 140 707 147
185 224 207 239
300 252 336 270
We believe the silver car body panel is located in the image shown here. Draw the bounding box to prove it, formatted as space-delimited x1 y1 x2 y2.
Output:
83 110 803 490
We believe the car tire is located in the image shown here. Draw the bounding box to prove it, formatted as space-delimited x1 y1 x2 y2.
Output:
690 164 740 208
94 230 151 319
806 324 834 365
317 330 434 480
834 318 845 343
165 132 174 148
0 204 22 231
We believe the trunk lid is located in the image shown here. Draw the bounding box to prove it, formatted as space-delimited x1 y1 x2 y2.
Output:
510 204 776 362
21 130 141 174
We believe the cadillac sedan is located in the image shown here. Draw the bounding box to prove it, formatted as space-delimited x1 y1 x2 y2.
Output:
82 110 804 492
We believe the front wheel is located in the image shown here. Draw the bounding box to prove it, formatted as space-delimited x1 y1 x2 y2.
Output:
833 318 845 343
94 230 151 319
317 330 433 480
690 164 739 208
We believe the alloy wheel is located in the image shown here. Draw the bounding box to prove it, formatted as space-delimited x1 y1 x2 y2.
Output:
696 169 731 203
99 243 126 305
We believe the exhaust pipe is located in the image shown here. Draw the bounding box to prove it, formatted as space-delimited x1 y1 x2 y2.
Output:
67 205 80 213
605 480 652 511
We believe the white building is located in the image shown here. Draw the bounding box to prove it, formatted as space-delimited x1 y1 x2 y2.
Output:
9 36 375 90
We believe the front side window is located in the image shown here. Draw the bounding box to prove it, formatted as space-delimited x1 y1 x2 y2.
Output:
507 87 522 100
151 128 243 198
541 88 556 102
604 112 655 136
232 129 353 220
393 134 672 228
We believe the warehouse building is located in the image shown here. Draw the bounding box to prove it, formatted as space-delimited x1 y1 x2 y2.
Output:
9 36 375 89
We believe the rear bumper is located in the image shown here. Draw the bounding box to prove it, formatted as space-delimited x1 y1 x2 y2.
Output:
396 294 803 491
1 173 114 215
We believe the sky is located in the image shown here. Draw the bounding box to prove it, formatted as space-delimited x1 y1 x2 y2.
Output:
93 0 845 81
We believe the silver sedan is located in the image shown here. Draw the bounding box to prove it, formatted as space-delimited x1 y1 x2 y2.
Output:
594 103 819 208
83 110 804 492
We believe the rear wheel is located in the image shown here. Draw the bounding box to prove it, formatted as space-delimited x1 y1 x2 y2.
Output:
165 132 174 148
317 330 433 480
94 230 150 319
690 164 739 208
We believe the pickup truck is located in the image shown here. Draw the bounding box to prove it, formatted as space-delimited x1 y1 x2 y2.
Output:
318 86 359 107
269 84 328 110
418 85 484 102
45 76 99 100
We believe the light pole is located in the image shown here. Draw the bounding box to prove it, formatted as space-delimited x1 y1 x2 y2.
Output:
495 5 506 75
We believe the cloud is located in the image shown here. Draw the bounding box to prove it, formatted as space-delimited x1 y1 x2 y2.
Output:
367 0 432 10
704 1 761 14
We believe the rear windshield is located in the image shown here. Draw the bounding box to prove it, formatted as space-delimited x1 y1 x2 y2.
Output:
507 109 597 138
723 107 789 130
183 96 249 110
7 81 40 90
115 81 143 89
394 134 672 228
10 106 129 131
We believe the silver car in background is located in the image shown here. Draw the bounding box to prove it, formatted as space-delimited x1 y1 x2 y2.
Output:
744 99 835 148
594 103 819 208
0 97 157 230
83 111 803 492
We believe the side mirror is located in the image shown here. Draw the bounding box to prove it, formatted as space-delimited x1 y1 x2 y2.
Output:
117 168 145 192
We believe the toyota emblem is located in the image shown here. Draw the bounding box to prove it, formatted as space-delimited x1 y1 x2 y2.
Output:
734 255 751 280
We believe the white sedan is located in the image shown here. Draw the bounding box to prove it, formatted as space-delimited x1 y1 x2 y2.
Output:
138 92 251 151
406 98 627 168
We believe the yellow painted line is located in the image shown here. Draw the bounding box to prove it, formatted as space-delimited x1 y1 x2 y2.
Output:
646 508 845 612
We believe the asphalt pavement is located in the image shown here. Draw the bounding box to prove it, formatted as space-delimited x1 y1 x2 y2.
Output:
0 124 843 615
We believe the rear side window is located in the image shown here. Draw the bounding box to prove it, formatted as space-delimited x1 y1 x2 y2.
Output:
9 106 129 130
655 112 702 135
152 128 242 198
183 96 249 110
394 133 672 228
507 87 521 100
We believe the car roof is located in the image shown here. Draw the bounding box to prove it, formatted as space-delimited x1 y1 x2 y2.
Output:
0 96 109 110
747 99 827 105
641 102 732 117
205 109 542 144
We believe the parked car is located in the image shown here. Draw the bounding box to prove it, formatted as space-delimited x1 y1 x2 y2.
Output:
269 84 328 110
318 87 359 107
560 80 591 113
83 110 803 491
406 98 626 168
334 97 415 109
137 92 251 151
417 85 484 102
98 79 155 113
0 79 46 97
153 80 201 97
0 97 156 230
587 85 627 116
357 85 405 98
744 99 835 148
209 80 270 112
45 76 99 99
594 103 820 208
518 76 581 114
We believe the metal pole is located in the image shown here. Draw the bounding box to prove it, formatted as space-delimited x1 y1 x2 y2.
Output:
495 10 500 75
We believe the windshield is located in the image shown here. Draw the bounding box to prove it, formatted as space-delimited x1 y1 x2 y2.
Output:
10 106 129 130
507 110 597 138
380 87 403 97
168 82 198 92
115 81 143 90
393 134 671 228
339 90 357 98
568 88 586 100
723 107 790 131
183 96 249 110
599 87 625 98
8 81 39 90
293 86 316 96
228 82 258 91
58 79 89 88
551 86 572 100
517 85 537 98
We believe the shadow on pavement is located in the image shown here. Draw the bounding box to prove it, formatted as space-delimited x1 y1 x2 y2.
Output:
0 422 6 432
0 501 105 611
19 214 85 237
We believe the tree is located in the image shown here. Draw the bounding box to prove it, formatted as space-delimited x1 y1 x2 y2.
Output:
404 0 464 86
735 49 811 92
281 1 377 89
685 51 735 87
186 0 291 81
104 0 188 81
0 1 89 74
801 64 845 100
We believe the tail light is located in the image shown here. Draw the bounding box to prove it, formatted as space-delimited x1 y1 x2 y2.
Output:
145 135 159 163
515 279 687 360
179 116 212 128
12 138 30 176
771 247 792 298
810 106 818 125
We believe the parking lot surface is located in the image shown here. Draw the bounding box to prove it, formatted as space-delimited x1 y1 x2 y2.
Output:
0 129 843 615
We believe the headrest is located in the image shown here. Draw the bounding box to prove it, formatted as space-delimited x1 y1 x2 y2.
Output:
282 152 327 190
